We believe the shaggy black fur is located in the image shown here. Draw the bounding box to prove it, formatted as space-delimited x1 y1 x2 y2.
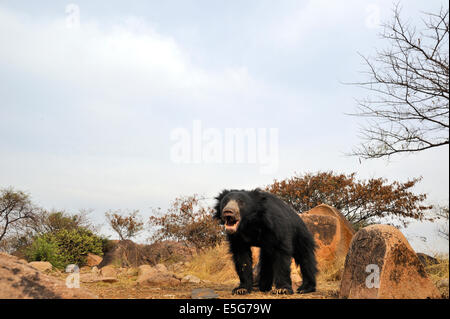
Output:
214 189 318 295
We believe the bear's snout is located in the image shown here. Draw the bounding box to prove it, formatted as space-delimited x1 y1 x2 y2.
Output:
222 200 240 233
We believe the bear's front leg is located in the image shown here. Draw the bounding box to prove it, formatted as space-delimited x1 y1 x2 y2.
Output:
230 243 253 295
258 249 274 292
271 252 293 295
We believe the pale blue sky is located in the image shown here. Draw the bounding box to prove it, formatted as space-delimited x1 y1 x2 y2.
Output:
0 1 448 253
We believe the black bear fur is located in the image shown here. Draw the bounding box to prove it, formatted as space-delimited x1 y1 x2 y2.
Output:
214 188 318 295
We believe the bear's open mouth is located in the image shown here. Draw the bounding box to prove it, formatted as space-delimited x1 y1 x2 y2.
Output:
224 215 237 226
223 212 240 233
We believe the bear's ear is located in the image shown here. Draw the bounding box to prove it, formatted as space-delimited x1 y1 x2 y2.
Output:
213 189 231 221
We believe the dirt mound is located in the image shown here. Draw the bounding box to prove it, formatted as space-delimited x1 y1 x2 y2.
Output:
99 240 196 268
0 252 97 299
339 224 441 299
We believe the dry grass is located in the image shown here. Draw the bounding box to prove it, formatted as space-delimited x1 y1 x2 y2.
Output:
52 244 447 299
184 243 341 292
183 243 238 285
425 257 449 280
317 257 346 283
424 253 449 298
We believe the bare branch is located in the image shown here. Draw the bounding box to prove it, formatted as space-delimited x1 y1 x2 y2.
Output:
347 5 449 159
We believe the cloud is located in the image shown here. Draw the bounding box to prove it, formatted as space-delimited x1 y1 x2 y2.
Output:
265 0 390 47
0 6 256 109
0 5 293 210
0 3 448 252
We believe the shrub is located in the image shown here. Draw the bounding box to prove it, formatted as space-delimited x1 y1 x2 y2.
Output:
267 171 432 230
26 228 104 268
25 236 65 269
46 228 104 266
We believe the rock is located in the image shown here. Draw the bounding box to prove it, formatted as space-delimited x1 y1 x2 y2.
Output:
100 265 118 278
155 263 168 273
92 266 100 275
99 277 118 283
191 288 219 299
181 275 201 284
136 264 180 286
436 279 449 289
168 262 185 273
0 253 97 299
339 224 441 299
251 204 354 283
80 273 118 283
80 273 99 283
127 267 139 276
80 266 91 273
28 261 53 273
86 253 103 267
137 272 180 286
301 215 340 264
417 253 439 266
138 264 154 276
301 204 355 267
99 239 195 268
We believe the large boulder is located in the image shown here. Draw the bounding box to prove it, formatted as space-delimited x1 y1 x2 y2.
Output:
300 214 341 266
301 204 355 265
0 252 97 299
251 204 354 282
339 224 441 299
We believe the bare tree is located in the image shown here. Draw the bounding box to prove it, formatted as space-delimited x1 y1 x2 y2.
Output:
148 195 224 250
105 210 144 241
435 205 449 240
23 208 96 235
0 188 36 242
349 4 449 159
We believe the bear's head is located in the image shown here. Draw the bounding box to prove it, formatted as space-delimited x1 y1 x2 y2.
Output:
214 189 258 234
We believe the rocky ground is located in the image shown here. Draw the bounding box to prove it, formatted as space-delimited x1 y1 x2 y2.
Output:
54 262 341 299
1 251 448 299
0 252 340 299
1 219 448 300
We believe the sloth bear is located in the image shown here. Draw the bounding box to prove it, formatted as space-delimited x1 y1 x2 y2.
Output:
214 189 317 295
